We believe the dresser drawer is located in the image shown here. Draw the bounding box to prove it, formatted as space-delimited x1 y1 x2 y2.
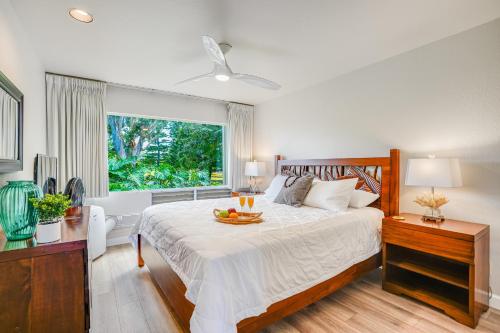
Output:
383 224 474 263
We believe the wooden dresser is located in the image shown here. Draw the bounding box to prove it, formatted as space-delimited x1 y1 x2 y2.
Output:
0 206 90 332
382 213 489 328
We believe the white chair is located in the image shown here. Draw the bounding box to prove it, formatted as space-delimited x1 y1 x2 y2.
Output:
87 205 116 260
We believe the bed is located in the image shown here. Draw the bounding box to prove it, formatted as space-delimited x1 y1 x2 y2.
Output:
133 149 400 333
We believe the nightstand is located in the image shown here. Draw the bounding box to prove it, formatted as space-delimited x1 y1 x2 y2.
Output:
382 213 489 328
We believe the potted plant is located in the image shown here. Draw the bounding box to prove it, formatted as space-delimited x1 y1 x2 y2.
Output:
30 194 71 243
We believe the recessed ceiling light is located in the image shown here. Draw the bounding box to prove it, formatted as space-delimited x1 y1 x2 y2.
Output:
69 8 94 23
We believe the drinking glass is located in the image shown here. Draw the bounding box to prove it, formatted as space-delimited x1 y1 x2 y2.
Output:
239 196 246 212
247 196 255 212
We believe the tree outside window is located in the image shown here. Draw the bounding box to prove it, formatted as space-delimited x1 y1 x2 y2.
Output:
107 115 224 191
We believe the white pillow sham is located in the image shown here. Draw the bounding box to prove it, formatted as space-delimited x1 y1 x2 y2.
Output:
264 175 288 201
303 178 357 212
349 190 380 208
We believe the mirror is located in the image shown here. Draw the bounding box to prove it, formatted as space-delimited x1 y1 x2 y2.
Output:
34 154 58 194
0 70 23 172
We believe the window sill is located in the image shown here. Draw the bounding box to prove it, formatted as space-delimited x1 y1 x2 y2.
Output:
109 185 231 194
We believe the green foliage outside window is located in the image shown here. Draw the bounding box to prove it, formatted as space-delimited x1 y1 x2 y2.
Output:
108 115 224 191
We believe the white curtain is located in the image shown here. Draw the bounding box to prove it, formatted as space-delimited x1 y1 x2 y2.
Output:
227 102 254 191
46 74 108 197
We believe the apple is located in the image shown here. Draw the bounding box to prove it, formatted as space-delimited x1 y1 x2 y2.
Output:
228 208 237 214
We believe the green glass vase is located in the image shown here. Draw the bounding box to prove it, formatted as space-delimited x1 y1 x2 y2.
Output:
0 181 43 240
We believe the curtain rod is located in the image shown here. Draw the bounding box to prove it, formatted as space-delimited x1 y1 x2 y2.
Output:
45 71 104 83
45 72 254 107
108 82 254 107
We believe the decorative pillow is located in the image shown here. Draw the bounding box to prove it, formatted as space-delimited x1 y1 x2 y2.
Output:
264 175 288 201
303 178 358 212
274 174 315 207
334 175 373 193
346 166 381 194
349 190 380 208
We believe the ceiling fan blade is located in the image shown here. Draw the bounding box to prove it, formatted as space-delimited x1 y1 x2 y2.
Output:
175 72 214 86
233 73 281 90
201 35 226 66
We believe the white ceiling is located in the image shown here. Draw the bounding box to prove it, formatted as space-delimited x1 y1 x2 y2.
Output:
10 0 500 104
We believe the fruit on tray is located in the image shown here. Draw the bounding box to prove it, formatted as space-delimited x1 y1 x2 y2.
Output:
228 208 237 214
213 208 262 224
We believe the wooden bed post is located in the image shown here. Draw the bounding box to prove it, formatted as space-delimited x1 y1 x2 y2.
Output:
274 155 283 176
389 149 400 216
137 234 144 267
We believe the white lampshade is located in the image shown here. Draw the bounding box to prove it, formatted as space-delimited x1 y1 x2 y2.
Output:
405 158 462 188
245 161 266 177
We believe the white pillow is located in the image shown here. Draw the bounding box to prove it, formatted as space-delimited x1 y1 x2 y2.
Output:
264 175 288 201
349 190 380 208
303 178 357 212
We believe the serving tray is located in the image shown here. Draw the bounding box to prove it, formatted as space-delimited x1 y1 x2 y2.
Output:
213 209 263 225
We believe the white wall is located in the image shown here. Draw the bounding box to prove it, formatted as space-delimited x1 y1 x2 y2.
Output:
85 190 152 246
107 85 227 124
254 18 500 307
0 0 46 185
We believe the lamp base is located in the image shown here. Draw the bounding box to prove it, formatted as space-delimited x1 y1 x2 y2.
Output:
422 215 445 223
420 206 445 223
249 184 260 194
248 176 260 194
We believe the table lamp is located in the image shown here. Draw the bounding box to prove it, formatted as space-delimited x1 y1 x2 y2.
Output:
405 156 462 222
245 161 266 193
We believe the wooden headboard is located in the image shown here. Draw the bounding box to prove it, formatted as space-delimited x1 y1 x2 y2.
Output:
275 149 400 216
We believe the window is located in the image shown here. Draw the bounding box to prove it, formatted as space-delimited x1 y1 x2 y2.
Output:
107 114 225 191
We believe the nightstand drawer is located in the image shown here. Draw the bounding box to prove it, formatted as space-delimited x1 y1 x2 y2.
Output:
383 224 473 263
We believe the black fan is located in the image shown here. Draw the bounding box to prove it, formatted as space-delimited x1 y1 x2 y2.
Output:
64 177 85 207
42 177 57 195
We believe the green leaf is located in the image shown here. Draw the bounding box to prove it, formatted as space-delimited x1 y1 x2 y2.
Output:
30 194 72 222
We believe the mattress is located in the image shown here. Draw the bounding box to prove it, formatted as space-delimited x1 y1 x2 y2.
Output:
130 196 384 333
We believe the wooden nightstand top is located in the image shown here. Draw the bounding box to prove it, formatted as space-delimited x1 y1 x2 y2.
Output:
383 213 489 242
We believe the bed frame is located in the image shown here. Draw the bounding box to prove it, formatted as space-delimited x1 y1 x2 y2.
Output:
137 149 400 332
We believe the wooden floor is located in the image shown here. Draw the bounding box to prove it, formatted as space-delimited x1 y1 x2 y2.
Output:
91 244 500 333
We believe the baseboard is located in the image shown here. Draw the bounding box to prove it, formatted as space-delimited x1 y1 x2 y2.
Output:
491 292 500 310
106 235 131 247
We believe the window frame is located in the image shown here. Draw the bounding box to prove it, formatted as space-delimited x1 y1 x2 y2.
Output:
106 112 228 192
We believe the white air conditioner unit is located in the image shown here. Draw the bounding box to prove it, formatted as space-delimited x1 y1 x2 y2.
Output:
88 205 116 260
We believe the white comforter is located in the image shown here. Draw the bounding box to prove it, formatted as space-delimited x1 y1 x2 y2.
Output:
131 196 383 333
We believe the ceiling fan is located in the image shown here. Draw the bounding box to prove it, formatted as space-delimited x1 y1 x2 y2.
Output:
175 36 281 90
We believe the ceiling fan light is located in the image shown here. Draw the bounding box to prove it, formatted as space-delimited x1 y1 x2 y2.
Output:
215 74 230 82
69 8 94 23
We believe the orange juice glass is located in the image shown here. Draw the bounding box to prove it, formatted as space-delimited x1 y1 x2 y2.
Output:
248 196 254 211
239 196 246 211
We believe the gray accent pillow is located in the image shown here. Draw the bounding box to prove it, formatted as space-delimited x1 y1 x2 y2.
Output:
274 173 315 207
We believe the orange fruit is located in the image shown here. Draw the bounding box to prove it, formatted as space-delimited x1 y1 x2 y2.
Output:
229 212 239 219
